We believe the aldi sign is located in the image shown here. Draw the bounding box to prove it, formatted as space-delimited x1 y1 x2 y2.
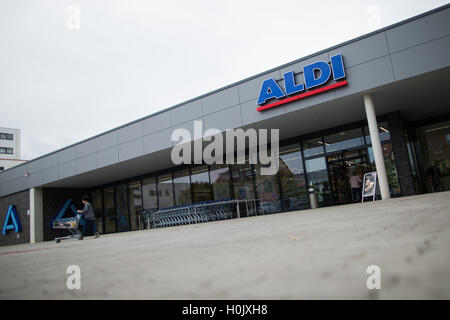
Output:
257 53 347 111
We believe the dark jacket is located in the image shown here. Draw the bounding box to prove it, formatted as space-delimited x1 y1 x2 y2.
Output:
81 202 95 220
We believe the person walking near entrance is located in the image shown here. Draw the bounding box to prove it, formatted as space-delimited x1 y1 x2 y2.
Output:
349 173 362 202
77 195 100 239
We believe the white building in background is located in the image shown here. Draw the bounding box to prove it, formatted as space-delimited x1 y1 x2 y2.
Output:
0 127 27 171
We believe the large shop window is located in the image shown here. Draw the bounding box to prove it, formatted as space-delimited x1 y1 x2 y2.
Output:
254 164 282 214
92 189 103 234
210 164 231 200
367 144 401 196
324 128 364 153
128 181 142 231
364 122 391 144
115 184 130 232
173 169 192 205
103 187 116 233
278 144 309 211
191 166 212 202
303 138 325 157
231 163 255 200
142 177 158 210
416 120 450 193
305 157 333 207
157 173 174 209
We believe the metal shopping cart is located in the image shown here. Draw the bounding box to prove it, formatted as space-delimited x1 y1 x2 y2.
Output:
53 214 82 243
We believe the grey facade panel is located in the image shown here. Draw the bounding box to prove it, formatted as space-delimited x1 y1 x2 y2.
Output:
241 99 286 126
27 158 43 173
118 122 143 145
118 138 144 162
1 169 15 183
13 176 28 191
171 118 203 144
75 140 96 158
386 7 450 53
142 111 172 136
170 99 203 126
76 153 97 174
58 147 76 164
204 105 243 132
96 146 119 167
284 88 337 114
27 170 43 187
202 86 240 115
4 167 19 182
143 128 172 154
42 153 58 170
335 56 395 98
12 166 26 180
329 33 389 68
95 131 118 152
238 70 281 104
390 35 450 80
42 166 59 184
59 160 77 179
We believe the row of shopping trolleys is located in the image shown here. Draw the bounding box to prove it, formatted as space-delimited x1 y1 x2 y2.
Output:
151 199 235 229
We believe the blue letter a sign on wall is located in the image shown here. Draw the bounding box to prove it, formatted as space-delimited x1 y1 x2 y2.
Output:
2 205 22 235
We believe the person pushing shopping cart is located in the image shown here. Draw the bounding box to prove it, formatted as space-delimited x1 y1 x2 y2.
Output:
77 195 100 239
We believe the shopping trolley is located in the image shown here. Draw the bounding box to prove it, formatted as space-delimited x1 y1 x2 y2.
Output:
53 214 82 243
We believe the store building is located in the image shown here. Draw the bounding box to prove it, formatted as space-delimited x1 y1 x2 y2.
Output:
0 4 449 246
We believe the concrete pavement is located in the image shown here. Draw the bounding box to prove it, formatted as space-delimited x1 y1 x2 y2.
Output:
0 191 449 299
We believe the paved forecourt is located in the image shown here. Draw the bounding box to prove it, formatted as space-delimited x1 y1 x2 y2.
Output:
0 191 449 299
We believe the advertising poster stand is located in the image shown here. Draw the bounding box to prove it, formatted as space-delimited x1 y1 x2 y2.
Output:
362 172 378 202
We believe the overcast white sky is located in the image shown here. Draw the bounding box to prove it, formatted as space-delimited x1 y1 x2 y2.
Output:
0 0 448 160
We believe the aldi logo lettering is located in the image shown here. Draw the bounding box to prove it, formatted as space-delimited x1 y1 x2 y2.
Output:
257 53 347 111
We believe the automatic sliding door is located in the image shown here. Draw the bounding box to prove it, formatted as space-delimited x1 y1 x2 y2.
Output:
103 187 116 233
305 157 333 207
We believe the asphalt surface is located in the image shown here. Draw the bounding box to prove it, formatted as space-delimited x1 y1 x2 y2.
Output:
1 191 449 299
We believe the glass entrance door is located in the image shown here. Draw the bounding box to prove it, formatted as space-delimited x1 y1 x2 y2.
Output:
327 154 350 205
305 157 333 207
327 149 372 205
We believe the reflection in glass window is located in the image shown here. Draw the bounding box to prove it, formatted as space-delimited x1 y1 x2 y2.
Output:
364 121 391 144
157 173 174 209
92 189 103 234
278 144 309 211
191 166 212 202
416 120 450 193
209 164 231 200
128 181 142 231
115 184 129 232
324 128 364 153
305 157 333 207
231 164 255 200
103 187 116 233
173 169 192 205
254 163 281 214
303 138 325 157
142 177 158 210
368 144 401 196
